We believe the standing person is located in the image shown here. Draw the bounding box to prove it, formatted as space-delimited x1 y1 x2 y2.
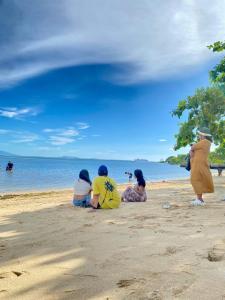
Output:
91 165 121 209
125 172 133 182
122 169 147 202
190 127 214 206
6 161 13 171
72 169 92 207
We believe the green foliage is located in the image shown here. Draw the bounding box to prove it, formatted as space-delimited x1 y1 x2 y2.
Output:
209 150 225 164
172 87 225 150
166 152 225 165
208 41 225 52
208 41 225 88
165 154 187 165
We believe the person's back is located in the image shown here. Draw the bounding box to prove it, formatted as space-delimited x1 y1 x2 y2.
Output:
93 175 121 209
74 178 91 196
72 169 92 207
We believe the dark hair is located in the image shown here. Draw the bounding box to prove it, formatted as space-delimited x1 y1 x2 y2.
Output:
79 169 92 185
98 165 108 176
205 136 213 143
134 169 146 187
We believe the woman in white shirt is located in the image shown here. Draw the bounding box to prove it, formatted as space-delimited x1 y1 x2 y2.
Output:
72 169 92 207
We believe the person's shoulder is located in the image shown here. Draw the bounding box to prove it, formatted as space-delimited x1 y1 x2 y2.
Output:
74 179 80 186
80 179 91 186
93 176 101 183
108 177 117 185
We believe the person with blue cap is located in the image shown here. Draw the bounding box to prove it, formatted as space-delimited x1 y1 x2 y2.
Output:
91 165 121 209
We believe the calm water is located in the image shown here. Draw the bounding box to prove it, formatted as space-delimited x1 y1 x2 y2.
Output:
0 156 188 193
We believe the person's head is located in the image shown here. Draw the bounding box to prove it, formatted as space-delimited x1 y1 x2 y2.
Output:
197 127 213 142
134 169 146 187
98 165 108 176
79 169 91 185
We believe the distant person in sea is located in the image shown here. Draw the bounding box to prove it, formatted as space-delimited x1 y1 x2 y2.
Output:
122 169 147 202
125 171 133 182
190 127 214 206
6 161 14 172
72 169 92 207
90 165 121 209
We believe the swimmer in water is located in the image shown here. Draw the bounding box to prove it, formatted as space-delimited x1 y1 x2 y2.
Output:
6 161 14 172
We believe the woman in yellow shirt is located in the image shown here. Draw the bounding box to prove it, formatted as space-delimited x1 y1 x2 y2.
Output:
190 127 214 206
91 165 121 209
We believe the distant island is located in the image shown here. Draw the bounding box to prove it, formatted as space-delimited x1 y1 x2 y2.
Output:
133 159 149 162
0 150 16 156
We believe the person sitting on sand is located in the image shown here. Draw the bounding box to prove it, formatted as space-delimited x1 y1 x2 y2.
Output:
72 169 92 207
90 165 121 209
122 169 147 202
190 127 214 206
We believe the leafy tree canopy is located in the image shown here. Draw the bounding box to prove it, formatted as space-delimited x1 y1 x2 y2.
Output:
173 41 225 153
172 87 225 150
207 41 225 89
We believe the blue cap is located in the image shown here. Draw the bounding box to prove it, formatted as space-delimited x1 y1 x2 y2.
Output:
98 165 108 176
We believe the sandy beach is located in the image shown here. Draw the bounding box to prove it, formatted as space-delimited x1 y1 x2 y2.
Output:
0 177 225 300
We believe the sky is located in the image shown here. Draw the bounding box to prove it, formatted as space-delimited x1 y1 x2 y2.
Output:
0 0 225 161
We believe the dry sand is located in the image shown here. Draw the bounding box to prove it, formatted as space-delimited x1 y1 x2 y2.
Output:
0 178 225 300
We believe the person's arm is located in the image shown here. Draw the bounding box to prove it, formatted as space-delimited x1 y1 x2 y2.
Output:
90 179 100 208
91 194 100 208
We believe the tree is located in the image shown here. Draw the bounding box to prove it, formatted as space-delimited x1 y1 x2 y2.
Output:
172 41 225 152
172 87 225 150
208 41 225 88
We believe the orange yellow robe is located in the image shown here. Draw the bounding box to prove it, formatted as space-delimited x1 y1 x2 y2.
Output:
190 139 214 194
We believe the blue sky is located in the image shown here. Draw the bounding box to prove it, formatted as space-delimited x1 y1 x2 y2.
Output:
0 1 224 160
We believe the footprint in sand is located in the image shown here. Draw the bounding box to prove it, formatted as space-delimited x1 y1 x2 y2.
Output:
164 246 178 255
117 279 136 288
148 290 162 300
128 289 162 300
117 278 145 288
0 271 26 279
208 240 225 262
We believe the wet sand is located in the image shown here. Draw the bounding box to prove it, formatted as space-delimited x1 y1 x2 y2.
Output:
0 178 225 299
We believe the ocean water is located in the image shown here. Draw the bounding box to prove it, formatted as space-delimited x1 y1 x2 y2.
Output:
0 156 188 193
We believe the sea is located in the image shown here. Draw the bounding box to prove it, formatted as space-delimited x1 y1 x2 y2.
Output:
0 155 188 193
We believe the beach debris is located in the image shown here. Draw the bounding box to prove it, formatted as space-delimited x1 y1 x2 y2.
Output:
117 278 136 288
162 202 171 209
208 240 225 262
12 271 22 277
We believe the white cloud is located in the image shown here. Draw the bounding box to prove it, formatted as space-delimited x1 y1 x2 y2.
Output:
92 134 101 137
12 133 39 143
61 128 79 137
0 107 40 119
43 128 54 133
49 135 74 145
43 127 79 137
0 0 225 87
76 122 90 130
44 126 83 145
159 139 167 142
0 129 11 134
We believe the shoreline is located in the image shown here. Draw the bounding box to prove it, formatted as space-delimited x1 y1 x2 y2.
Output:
0 178 192 196
1 172 220 195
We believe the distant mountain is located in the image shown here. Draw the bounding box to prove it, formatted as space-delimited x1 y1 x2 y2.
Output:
133 159 149 162
0 150 16 156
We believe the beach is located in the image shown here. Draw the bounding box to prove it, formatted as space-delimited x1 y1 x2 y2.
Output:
0 177 225 300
